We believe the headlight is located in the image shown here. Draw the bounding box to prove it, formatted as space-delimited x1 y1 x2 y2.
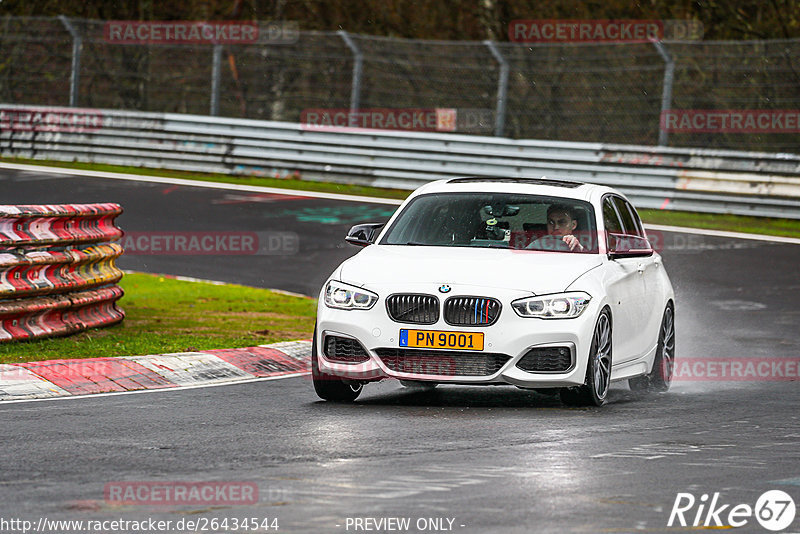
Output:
324 280 378 310
511 292 591 319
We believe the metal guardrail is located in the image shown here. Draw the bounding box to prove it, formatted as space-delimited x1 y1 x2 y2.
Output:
0 202 125 342
1 105 799 219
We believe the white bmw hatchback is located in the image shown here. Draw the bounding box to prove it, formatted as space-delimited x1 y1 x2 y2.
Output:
313 177 675 406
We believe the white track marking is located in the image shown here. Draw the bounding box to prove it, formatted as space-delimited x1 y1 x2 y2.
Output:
125 352 254 385
0 162 403 205
0 364 69 399
0 342 314 404
122 270 231 286
121 270 314 299
0 372 309 406
263 341 314 361
645 223 800 245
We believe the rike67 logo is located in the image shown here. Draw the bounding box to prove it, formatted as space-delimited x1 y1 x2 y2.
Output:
669 490 796 531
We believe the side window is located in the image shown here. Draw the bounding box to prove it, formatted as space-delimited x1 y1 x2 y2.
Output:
602 198 623 234
622 199 645 237
612 196 642 237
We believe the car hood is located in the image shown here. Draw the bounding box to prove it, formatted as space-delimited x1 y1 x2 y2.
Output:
339 245 602 294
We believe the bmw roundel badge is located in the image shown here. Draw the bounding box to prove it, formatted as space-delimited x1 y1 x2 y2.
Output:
439 284 451 293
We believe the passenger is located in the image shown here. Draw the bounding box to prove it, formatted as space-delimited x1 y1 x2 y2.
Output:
528 204 585 252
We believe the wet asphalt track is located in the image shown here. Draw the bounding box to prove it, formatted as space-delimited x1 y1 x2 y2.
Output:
0 167 798 533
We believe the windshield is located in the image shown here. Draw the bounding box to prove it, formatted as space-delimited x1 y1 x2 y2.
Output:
380 192 598 253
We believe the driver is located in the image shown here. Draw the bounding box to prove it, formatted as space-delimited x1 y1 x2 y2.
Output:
527 204 585 252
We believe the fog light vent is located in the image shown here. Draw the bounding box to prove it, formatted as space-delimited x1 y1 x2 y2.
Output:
516 346 573 373
324 335 370 364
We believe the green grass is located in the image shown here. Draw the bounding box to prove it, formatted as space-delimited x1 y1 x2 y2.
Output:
3 157 800 238
0 273 317 364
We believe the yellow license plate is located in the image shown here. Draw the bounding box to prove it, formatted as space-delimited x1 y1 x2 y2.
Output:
399 329 484 351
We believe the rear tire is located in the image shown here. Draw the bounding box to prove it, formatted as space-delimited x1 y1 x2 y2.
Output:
629 304 675 393
560 309 612 407
312 327 363 402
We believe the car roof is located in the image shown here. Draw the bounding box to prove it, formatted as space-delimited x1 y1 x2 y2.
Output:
408 176 620 204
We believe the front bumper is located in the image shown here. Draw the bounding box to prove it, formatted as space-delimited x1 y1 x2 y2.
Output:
316 283 599 388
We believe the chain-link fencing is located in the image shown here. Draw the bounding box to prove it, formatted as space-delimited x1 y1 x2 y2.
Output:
0 16 798 152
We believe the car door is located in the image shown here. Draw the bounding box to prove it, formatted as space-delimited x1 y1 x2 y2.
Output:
601 196 649 363
615 197 664 353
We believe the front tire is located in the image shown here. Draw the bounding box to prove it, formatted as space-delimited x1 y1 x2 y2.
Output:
312 327 363 402
560 309 612 407
629 303 675 393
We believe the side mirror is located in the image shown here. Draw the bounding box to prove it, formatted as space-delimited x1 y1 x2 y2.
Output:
345 223 385 247
608 233 653 259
